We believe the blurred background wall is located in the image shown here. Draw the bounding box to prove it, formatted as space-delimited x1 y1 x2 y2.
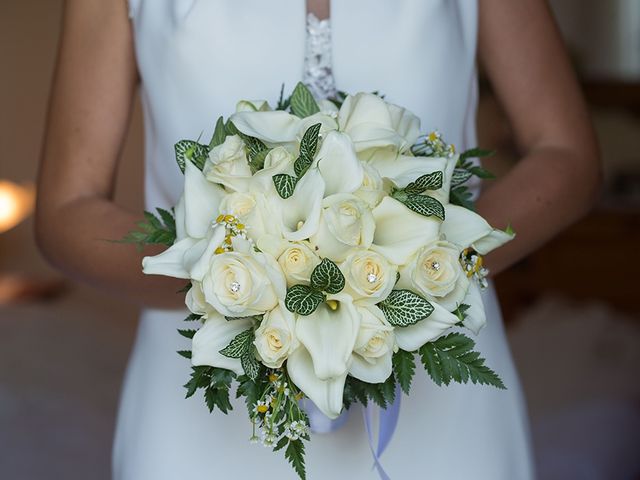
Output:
0 1 639 479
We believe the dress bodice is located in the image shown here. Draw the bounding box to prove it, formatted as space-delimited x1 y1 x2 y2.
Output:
127 0 479 209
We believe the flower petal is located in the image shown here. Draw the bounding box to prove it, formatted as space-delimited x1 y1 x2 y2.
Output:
187 225 226 282
287 346 346 419
191 313 253 375
461 280 486 334
184 161 226 239
229 110 302 144
372 197 440 265
394 301 460 352
349 351 392 384
473 228 515 255
279 169 325 242
141 237 198 279
295 293 360 380
441 204 493 249
314 131 363 195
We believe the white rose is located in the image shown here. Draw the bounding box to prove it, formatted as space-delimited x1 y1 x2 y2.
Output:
253 303 298 368
340 250 396 305
338 92 420 153
203 135 252 191
354 162 386 208
201 249 286 317
310 194 375 261
398 240 469 311
218 190 282 242
349 305 395 383
277 242 321 286
185 281 214 316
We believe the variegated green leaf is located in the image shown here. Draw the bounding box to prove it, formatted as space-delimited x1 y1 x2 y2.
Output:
404 171 443 194
241 351 261 381
378 289 434 327
402 194 445 221
175 140 209 173
310 258 345 294
294 123 322 177
219 328 254 359
290 81 320 118
273 174 298 199
450 168 473 187
285 285 326 316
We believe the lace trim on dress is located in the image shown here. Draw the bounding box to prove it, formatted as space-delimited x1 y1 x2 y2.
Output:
303 13 337 101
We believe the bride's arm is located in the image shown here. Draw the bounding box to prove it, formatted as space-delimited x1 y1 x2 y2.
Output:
35 0 186 309
476 0 601 275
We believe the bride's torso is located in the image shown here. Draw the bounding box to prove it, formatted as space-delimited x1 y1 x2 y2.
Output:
127 0 479 209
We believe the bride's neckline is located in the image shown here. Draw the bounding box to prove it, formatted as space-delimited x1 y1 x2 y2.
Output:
307 12 330 25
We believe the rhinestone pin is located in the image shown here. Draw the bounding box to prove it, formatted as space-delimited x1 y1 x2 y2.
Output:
431 261 441 271
230 281 241 293
366 273 378 283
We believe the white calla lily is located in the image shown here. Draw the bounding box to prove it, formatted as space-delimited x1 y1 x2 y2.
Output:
295 293 360 380
460 280 486 334
287 346 346 419
142 238 198 279
473 229 515 255
235 99 271 112
313 131 363 195
184 160 226 239
229 110 302 144
441 204 514 254
371 197 440 265
191 313 253 375
278 169 325 242
338 93 420 152
394 301 460 352
368 152 456 204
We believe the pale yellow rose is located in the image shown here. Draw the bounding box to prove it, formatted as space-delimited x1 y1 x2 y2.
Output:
340 250 396 305
253 303 298 369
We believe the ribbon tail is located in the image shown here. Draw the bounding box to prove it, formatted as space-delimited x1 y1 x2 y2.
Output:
363 385 401 480
302 398 349 434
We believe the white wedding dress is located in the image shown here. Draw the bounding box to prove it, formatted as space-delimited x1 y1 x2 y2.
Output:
113 1 535 478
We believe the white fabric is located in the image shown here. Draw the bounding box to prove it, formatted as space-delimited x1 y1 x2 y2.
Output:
114 1 535 478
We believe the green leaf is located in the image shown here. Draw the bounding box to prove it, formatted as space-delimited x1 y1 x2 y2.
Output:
184 313 202 322
453 303 471 324
285 439 307 480
209 116 227 149
178 329 197 339
402 194 445 221
241 351 261 381
419 333 506 389
177 350 192 360
404 171 443 194
219 328 254 359
468 165 496 179
290 82 320 118
309 258 345 294
273 173 298 199
119 209 176 249
450 186 475 211
276 83 291 111
392 350 416 395
505 223 515 236
204 385 232 414
174 140 209 172
459 148 495 162
236 375 266 416
450 168 473 188
285 285 326 316
183 366 213 398
249 147 272 173
294 123 322 177
378 289 434 327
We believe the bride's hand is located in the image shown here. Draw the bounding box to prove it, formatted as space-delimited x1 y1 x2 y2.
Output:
476 0 601 276
35 0 186 309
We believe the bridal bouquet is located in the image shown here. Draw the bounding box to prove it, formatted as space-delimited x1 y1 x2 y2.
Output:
124 83 513 479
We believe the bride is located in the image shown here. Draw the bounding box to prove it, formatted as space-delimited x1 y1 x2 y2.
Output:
36 0 600 478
